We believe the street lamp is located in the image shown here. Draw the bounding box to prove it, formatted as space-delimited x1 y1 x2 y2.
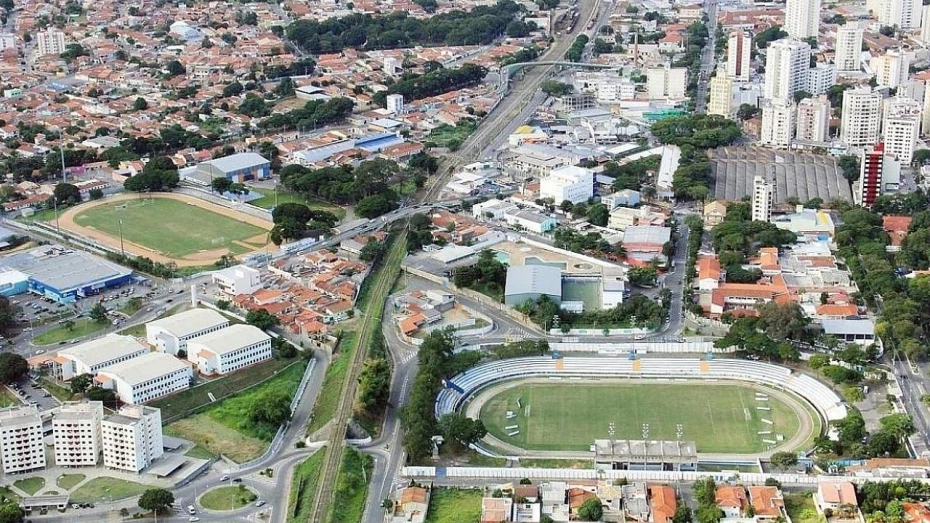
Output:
118 219 125 256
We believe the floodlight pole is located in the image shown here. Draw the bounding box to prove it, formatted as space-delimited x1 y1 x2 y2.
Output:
118 219 125 256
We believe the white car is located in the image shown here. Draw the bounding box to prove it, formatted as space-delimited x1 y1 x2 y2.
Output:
189 518 200 522
255 500 266 507
220 475 229 481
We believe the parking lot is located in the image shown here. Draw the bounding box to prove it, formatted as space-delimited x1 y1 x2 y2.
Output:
7 375 59 412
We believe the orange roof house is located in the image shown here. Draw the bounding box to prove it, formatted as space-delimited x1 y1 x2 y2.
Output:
716 486 748 517
749 486 786 519
650 485 677 523
904 503 930 523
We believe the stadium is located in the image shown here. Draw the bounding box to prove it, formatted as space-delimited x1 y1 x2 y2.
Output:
436 357 846 462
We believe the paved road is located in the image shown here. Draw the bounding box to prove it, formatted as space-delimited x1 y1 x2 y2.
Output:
693 0 718 114
892 355 930 457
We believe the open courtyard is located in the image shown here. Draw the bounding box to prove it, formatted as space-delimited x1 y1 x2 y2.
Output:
477 380 816 454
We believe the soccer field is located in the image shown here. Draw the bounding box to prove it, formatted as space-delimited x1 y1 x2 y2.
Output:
73 198 269 258
478 382 806 454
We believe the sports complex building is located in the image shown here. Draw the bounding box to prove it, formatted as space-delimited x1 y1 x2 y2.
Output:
0 244 134 303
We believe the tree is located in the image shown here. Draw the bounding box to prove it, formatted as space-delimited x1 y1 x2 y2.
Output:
211 177 232 194
674 504 693 523
628 266 658 287
756 302 809 341
793 90 812 103
736 104 760 120
879 413 916 442
838 155 860 182
246 309 280 330
0 502 24 523
540 80 573 97
438 413 487 446
132 97 149 111
356 357 391 416
356 193 398 219
89 302 108 323
54 183 81 205
86 387 117 404
359 240 386 262
770 451 798 470
165 60 186 77
586 203 609 226
274 76 295 97
223 81 244 98
138 489 174 514
0 353 27 384
88 188 104 200
577 498 603 521
249 388 291 426
70 373 93 395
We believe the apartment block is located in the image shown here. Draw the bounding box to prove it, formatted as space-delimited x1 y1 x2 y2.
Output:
101 406 163 473
646 64 687 100
708 76 733 118
840 88 882 147
52 402 103 467
763 39 811 102
883 97 922 164
727 30 752 82
785 0 821 38
835 25 863 72
761 99 795 149
796 96 831 143
0 406 45 473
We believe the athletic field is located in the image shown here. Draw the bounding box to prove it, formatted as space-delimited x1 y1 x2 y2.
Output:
478 382 804 454
73 197 269 259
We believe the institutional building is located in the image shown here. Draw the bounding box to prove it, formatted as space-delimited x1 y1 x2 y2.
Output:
763 39 811 102
146 308 229 356
211 265 262 297
187 324 273 375
539 165 593 204
0 406 45 473
95 352 193 404
840 88 882 147
54 334 150 381
593 439 697 472
195 152 271 182
52 402 103 467
727 31 752 82
784 0 821 39
835 25 864 72
101 406 164 473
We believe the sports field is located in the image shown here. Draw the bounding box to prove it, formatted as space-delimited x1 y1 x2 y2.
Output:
71 196 270 260
478 382 805 454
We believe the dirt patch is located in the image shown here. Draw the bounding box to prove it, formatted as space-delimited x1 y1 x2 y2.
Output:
57 193 274 267
243 232 269 246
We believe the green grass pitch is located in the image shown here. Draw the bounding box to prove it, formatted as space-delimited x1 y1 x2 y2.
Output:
74 198 268 258
479 382 803 454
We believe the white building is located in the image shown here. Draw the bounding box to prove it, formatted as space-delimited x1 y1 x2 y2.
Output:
708 76 733 117
502 209 557 235
53 402 103 467
55 334 150 381
785 0 821 39
471 199 518 220
876 0 921 28
646 64 688 100
727 30 752 82
386 94 404 115
807 64 837 96
796 96 831 143
883 97 922 164
101 406 163 473
871 50 910 89
752 176 774 223
922 6 930 45
922 80 930 135
840 88 882 147
761 99 795 149
0 406 45 473
187 324 273 376
95 352 193 405
835 25 863 72
763 39 812 102
212 265 262 297
539 165 593 204
0 34 15 52
35 29 65 58
146 308 229 356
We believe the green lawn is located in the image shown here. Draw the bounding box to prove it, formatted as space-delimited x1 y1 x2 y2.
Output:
287 448 327 523
14 477 44 495
425 121 477 150
38 377 74 402
0 487 19 503
325 448 372 523
518 458 593 469
32 317 108 345
0 388 18 408
199 485 257 511
70 477 149 503
785 493 826 523
56 474 85 491
73 198 269 257
307 332 356 434
247 187 346 220
479 382 803 453
424 488 483 523
185 445 216 459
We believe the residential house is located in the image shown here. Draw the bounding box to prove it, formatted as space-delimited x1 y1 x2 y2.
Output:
814 482 861 521
391 486 430 523
704 200 728 227
650 485 678 523
482 497 513 523
749 486 788 521
716 486 749 518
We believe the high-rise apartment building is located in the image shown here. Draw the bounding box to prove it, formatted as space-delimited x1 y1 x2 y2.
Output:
35 29 65 58
727 30 752 82
760 99 795 149
807 64 837 96
763 39 811 102
876 0 921 29
708 76 733 117
835 25 863 72
53 402 103 467
840 88 882 147
922 5 930 44
101 406 164 473
752 175 774 223
882 97 922 164
796 96 831 143
871 50 910 89
858 143 885 207
785 0 822 39
385 94 404 115
646 64 688 100
0 406 45 474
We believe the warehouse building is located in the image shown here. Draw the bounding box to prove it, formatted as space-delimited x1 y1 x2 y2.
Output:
94 353 193 404
146 308 229 356
0 269 28 297
187 324 272 375
0 245 133 303
54 334 150 381
504 265 562 307
195 152 270 183
0 406 45 473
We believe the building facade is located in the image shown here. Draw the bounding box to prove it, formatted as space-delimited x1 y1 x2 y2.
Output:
871 50 910 89
0 406 45 473
95 352 193 404
708 76 733 118
187 324 273 376
56 334 150 381
835 25 863 72
727 30 752 82
146 308 230 356
35 29 65 58
858 143 885 207
807 64 837 96
761 99 795 149
101 406 163 473
646 65 687 100
840 88 882 147
883 97 922 164
52 402 103 467
385 94 404 115
752 175 774 223
796 96 831 143
785 0 821 38
763 39 812 102
539 165 593 204
212 265 262 296
876 0 921 28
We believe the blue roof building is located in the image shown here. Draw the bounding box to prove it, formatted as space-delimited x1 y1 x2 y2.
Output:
195 152 270 183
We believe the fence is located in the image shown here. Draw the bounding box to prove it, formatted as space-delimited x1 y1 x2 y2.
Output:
548 341 726 354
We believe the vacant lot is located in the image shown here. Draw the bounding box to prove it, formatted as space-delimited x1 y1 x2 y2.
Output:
479 382 804 454
424 488 483 523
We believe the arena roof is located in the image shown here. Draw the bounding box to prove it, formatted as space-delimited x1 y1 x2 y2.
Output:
1 245 132 293
504 265 562 299
709 147 853 203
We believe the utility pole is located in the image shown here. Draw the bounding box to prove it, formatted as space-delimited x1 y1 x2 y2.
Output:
60 147 66 183
118 219 124 256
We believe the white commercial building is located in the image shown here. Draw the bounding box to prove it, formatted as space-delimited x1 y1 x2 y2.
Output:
55 334 150 381
841 88 882 147
761 99 795 149
922 6 930 45
386 94 404 115
187 324 272 376
101 406 163 473
539 165 593 204
146 308 229 356
708 76 733 117
763 39 811 102
52 402 103 467
796 96 831 143
95 352 193 405
646 64 687 100
835 25 863 72
212 265 262 297
752 175 774 223
876 0 921 28
727 30 752 82
807 64 837 96
0 406 45 473
785 0 821 39
35 29 65 58
871 50 910 89
883 97 922 165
